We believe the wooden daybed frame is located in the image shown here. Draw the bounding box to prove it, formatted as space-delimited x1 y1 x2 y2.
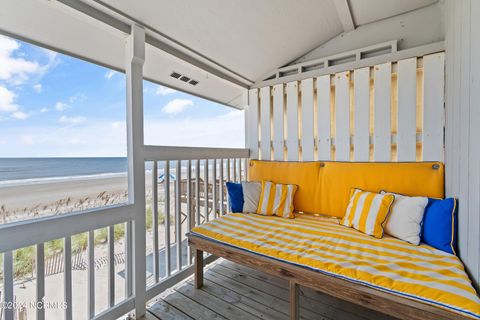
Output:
188 233 471 320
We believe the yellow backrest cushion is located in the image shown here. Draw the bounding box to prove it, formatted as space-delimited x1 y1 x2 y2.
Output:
248 160 444 218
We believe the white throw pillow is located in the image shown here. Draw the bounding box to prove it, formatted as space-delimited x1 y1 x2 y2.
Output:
241 181 261 213
381 191 428 245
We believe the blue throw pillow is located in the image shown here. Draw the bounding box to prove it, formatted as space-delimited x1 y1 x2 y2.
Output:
226 182 244 213
421 198 457 255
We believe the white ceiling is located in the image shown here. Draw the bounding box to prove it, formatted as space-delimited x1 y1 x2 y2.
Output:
0 0 440 109
349 0 437 25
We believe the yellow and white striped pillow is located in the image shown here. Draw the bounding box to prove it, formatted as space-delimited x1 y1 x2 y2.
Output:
256 181 298 219
341 189 395 238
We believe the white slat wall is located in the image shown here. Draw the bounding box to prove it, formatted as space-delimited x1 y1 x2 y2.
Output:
249 52 445 165
317 75 332 160
373 62 392 161
272 84 285 161
353 67 370 161
260 87 271 160
301 78 315 161
334 71 351 161
397 58 418 161
286 82 299 161
247 89 259 159
423 53 445 162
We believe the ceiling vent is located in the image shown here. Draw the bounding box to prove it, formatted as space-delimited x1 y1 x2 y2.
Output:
170 71 199 86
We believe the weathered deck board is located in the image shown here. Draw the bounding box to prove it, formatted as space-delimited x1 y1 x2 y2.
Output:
147 259 399 320
219 259 395 320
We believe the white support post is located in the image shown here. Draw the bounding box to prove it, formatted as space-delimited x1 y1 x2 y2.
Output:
126 24 146 318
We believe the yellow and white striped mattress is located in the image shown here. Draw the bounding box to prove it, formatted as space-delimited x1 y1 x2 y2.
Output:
191 213 480 319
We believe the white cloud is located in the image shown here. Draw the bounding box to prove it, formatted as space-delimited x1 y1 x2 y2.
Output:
59 115 87 124
156 85 176 96
11 111 28 120
55 102 70 111
162 99 193 114
0 86 18 112
69 93 86 104
0 35 40 84
105 70 116 80
33 84 42 93
40 107 49 113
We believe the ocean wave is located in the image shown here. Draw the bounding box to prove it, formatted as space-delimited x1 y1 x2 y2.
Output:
0 172 128 188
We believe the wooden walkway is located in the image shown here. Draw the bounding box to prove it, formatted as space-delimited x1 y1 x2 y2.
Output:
145 258 398 320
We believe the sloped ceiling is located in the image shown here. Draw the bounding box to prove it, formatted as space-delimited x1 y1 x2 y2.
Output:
0 0 440 108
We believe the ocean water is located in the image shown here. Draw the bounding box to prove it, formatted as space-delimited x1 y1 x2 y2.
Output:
0 157 129 185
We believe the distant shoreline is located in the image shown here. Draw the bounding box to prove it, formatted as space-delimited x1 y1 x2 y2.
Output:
0 172 128 188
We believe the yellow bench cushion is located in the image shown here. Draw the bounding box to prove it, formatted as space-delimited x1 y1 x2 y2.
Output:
191 213 480 319
248 160 444 217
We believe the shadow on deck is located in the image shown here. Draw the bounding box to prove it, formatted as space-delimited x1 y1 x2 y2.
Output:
145 258 399 320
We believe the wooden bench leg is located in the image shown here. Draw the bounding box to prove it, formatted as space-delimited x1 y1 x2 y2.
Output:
194 248 203 289
290 281 299 320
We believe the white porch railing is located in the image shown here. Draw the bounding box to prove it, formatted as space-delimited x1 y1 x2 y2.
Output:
0 146 249 320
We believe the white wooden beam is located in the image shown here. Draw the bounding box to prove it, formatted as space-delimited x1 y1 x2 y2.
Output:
333 0 355 32
126 24 147 317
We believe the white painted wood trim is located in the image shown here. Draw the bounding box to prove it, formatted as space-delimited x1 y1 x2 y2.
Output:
334 71 351 161
247 89 259 159
143 145 249 160
301 78 315 161
423 52 445 161
260 86 272 160
317 75 332 160
286 81 300 160
353 67 370 161
397 58 417 161
373 62 392 161
126 24 147 317
272 84 285 161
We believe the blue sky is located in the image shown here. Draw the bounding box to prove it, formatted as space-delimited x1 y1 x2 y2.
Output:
0 34 244 157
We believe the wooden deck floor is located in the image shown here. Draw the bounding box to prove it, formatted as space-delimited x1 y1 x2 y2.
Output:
146 258 398 320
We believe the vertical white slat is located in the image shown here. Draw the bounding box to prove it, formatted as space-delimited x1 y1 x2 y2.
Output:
64 236 72 320
260 86 272 160
301 78 315 161
195 159 200 226
238 158 243 181
3 251 13 320
175 160 182 271
244 158 249 181
374 62 392 161
316 75 332 160
353 67 371 161
212 159 217 219
272 84 285 161
124 220 133 297
164 160 171 276
335 71 351 161
248 89 259 159
204 159 209 222
397 58 418 161
87 230 95 318
226 159 231 213
36 244 45 320
186 160 192 264
219 159 224 215
107 225 115 306
152 161 159 282
423 52 445 161
286 81 299 161
233 158 237 182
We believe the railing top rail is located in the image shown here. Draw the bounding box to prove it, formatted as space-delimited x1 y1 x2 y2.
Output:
0 204 134 252
143 145 250 161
